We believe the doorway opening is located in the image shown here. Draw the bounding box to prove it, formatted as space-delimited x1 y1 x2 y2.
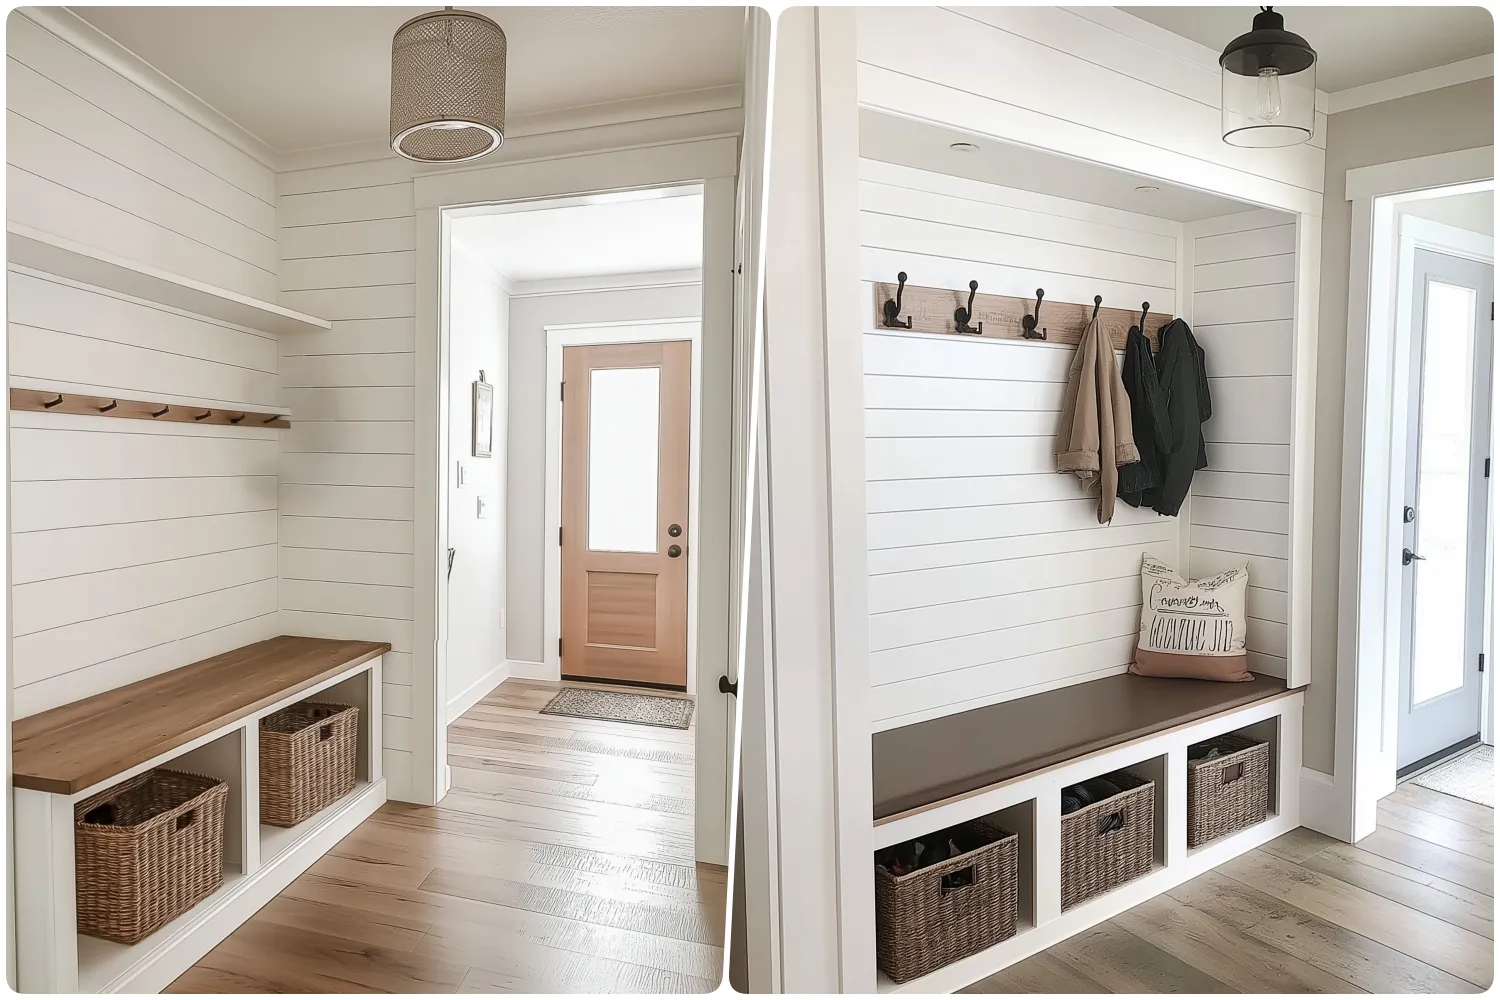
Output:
431 183 729 968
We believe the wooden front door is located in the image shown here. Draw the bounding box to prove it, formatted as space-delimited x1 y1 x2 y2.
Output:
561 340 692 688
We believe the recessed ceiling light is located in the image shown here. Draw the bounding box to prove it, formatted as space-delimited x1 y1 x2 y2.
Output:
950 142 980 153
1135 184 1161 193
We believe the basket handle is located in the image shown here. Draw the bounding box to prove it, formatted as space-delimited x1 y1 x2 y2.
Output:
319 724 334 741
939 864 976 894
1097 810 1125 836
175 809 196 832
1221 761 1245 784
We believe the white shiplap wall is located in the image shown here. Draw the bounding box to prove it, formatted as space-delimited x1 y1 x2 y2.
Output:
277 159 420 789
861 160 1185 732
1188 210 1298 679
7 11 282 717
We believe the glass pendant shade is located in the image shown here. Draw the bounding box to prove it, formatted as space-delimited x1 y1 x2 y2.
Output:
1220 6 1317 148
390 8 506 163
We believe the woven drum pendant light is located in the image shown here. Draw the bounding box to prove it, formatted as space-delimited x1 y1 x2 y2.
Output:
389 6 506 163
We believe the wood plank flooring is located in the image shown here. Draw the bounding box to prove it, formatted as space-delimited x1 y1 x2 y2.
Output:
169 678 724 993
963 781 1494 993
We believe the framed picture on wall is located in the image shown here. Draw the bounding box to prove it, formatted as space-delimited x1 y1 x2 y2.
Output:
472 372 493 458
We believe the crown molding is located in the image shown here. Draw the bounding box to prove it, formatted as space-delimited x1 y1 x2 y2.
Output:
35 6 279 169
508 268 703 298
276 85 745 174
1327 55 1495 115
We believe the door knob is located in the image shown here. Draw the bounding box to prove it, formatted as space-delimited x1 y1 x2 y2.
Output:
1402 548 1425 566
668 523 682 537
1403 505 1416 523
668 544 682 558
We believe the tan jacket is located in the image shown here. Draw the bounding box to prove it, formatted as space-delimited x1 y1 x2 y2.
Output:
1055 317 1140 523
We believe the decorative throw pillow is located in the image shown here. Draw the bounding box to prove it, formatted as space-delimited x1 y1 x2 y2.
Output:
1130 554 1252 682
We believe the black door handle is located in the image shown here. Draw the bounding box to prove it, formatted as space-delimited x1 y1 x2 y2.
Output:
668 523 682 537
668 544 682 558
1402 548 1425 566
718 675 738 696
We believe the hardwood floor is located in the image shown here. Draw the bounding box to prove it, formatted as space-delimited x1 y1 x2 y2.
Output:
169 678 724 993
963 781 1494 994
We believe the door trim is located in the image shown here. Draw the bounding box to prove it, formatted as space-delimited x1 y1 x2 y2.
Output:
543 318 703 694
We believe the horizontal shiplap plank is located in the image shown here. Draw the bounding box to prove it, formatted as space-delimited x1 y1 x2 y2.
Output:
870 537 1171 614
384 682 414 719
1204 377 1293 444
280 453 415 488
1190 524 1289 560
280 579 414 621
865 408 1058 438
278 611 414 654
12 578 277 687
867 435 1054 481
869 512 1174 579
860 178 1178 261
280 548 415 588
1191 471 1289 504
1190 496 1289 536
1194 320 1294 377
9 325 278 407
10 427 276 480
279 318 416 357
1190 547 1289 593
280 285 416 322
12 613 279 719
13 544 277 636
1204 442 1291 476
1248 618 1289 658
279 251 416 291
279 183 414 227
1193 224 1297 265
1193 282 1295 326
872 575 1141 651
1193 253 1295 292
869 494 1160 549
280 386 416 421
864 373 1062 411
864 331 1073 382
868 471 1083 512
278 217 416 259
1247 586 1288 624
279 484 415 521
281 420 417 455
11 509 277 585
280 515 414 554
8 270 277 371
12 476 277 532
280 352 415 388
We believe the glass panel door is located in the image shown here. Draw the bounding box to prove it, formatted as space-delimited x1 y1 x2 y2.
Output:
586 366 661 553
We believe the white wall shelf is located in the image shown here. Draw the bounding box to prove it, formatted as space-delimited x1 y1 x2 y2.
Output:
7 224 332 337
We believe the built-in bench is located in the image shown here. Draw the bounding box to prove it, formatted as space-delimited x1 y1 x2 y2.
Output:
872 672 1290 820
12 635 390 994
868 670 1305 993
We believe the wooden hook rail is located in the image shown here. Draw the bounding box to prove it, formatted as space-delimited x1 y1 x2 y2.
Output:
871 280 1172 351
10 388 290 429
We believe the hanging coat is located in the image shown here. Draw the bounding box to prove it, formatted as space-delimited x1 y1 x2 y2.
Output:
1130 318 1211 516
1116 326 1168 508
1055 316 1140 524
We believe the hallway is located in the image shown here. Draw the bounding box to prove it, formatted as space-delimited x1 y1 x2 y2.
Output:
962 781 1493 993
168 679 724 992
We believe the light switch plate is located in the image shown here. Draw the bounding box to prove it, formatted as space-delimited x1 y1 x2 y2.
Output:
456 461 466 489
476 495 489 519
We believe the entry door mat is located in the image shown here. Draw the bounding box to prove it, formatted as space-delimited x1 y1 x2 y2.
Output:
540 687 694 730
1410 744 1494 807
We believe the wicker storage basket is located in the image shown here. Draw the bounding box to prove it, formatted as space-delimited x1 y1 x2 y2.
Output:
75 769 228 944
1187 734 1271 847
1060 770 1155 911
874 819 1019 984
259 701 359 827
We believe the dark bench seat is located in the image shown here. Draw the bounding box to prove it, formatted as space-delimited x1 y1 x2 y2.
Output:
872 672 1291 820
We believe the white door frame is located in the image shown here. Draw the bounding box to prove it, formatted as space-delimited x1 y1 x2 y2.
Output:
1335 145 1494 842
541 318 703 694
413 138 740 867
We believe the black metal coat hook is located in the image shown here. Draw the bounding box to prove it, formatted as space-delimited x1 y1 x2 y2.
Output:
1134 301 1151 336
150 404 170 417
1090 295 1103 324
43 393 64 408
882 271 913 329
98 399 118 413
195 409 213 421
229 413 246 424
1021 288 1047 340
954 280 983 335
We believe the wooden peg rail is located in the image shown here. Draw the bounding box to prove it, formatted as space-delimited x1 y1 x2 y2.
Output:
872 280 1173 351
10 388 290 428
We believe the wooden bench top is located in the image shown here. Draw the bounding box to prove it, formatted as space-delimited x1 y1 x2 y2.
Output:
12 635 390 795
872 673 1291 820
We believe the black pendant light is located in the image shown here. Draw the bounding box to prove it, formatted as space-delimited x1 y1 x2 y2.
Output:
1219 6 1317 148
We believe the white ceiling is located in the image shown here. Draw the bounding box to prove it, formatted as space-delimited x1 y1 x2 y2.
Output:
1121 7 1494 93
860 111 1258 223
451 190 703 284
70 6 745 153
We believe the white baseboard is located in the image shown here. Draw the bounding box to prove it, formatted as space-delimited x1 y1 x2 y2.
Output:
505 658 557 681
446 660 510 724
1298 767 1349 841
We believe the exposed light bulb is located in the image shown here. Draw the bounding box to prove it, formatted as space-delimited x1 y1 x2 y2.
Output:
1255 67 1283 121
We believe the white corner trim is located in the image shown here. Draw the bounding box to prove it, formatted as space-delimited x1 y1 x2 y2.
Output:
1399 213 1495 263
1328 55 1496 115
504 659 556 681
20 6 279 169
1346 147 1496 202
446 660 510 724
1296 768 1347 840
509 269 703 298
